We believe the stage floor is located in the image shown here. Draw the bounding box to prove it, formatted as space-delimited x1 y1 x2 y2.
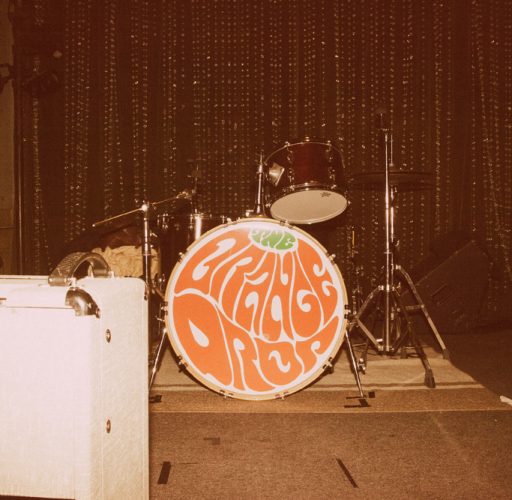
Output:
148 328 512 499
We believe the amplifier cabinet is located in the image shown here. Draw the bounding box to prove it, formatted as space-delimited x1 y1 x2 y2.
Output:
0 275 149 500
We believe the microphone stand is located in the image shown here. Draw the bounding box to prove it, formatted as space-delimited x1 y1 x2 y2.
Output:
382 124 393 352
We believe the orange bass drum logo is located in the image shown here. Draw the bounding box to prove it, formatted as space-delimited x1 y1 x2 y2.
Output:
165 219 347 399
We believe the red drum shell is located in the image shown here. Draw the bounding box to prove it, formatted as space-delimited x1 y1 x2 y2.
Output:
157 213 229 284
265 139 348 224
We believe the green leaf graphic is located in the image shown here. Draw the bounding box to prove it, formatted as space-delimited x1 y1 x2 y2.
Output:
250 228 296 250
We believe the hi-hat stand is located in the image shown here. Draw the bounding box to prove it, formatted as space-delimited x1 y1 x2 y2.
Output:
348 122 449 388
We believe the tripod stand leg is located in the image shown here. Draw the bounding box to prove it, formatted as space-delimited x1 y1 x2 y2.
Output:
349 285 384 352
397 266 450 360
345 328 365 398
392 290 436 388
149 324 167 390
409 332 436 388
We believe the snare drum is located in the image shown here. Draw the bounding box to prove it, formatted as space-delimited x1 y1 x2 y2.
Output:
265 138 348 224
165 218 348 400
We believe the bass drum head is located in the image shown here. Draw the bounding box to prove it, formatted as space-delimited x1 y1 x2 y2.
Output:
165 218 347 400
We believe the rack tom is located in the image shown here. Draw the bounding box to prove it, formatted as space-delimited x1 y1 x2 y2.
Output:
265 138 348 224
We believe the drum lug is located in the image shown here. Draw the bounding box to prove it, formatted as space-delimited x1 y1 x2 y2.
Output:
177 356 188 370
285 143 295 184
323 359 334 374
344 304 350 319
219 389 233 399
274 391 288 400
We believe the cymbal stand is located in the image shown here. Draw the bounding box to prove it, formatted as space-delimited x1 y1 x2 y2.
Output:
140 199 167 389
140 201 152 287
253 153 266 216
93 201 159 389
148 293 167 389
92 195 194 390
148 190 198 388
348 126 449 389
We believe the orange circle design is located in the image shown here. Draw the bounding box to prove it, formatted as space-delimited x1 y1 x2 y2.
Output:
165 218 347 399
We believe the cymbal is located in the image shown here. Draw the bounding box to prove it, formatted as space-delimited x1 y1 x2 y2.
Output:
350 170 432 190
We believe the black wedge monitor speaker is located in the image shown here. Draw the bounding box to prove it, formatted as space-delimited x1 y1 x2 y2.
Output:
403 233 491 335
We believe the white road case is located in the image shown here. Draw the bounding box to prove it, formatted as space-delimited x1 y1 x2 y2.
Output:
0 274 149 500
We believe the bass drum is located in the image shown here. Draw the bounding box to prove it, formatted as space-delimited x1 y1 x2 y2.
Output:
165 218 348 400
157 212 229 284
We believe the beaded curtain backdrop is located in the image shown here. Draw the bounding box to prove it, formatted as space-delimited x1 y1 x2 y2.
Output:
14 0 512 320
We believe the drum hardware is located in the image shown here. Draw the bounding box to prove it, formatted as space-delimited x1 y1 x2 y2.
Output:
93 200 164 391
253 153 266 216
347 120 449 389
92 192 195 390
148 300 168 388
284 143 295 185
344 328 365 397
344 228 368 377
267 162 285 187
320 228 367 395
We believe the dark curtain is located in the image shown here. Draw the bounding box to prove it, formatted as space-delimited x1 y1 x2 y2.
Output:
13 0 512 321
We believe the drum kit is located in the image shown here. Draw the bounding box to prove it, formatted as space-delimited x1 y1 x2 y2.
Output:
89 133 448 401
